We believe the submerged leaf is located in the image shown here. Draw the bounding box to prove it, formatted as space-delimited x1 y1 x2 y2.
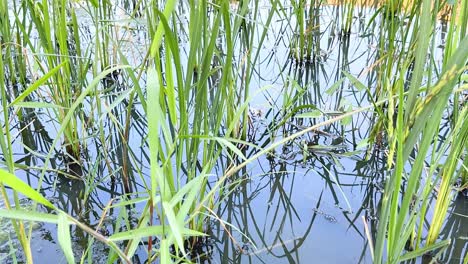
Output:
343 71 367 92
325 77 345 95
108 226 204 241
296 110 323 118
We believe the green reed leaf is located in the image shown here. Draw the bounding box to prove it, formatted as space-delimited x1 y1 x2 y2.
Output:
0 209 58 223
0 169 54 209
9 61 67 107
162 201 186 255
58 212 74 264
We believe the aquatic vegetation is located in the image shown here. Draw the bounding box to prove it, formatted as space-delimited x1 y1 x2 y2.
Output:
0 0 466 263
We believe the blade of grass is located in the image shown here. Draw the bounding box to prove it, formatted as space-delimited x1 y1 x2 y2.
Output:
0 169 55 209
58 212 75 264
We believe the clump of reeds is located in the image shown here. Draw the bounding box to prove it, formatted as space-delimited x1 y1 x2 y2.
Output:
0 0 466 263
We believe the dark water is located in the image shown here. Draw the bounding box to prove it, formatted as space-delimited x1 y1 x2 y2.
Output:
0 1 466 263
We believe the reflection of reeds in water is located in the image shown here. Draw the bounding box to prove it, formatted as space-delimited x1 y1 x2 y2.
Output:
0 0 466 263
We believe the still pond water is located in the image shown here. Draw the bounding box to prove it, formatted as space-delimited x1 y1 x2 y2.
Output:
0 1 466 263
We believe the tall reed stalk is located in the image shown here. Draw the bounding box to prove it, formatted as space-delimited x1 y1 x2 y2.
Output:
25 0 84 159
0 1 34 262
0 0 466 263
425 0 468 247
371 0 468 262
